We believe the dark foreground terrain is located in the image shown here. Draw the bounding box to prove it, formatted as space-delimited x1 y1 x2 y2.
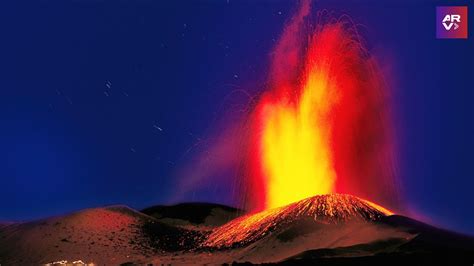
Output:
0 194 473 265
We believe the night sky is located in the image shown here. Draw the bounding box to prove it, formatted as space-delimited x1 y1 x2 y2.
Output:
1 0 473 235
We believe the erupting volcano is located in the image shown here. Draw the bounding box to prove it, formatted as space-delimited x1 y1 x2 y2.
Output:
244 0 398 212
204 194 393 249
2 1 473 265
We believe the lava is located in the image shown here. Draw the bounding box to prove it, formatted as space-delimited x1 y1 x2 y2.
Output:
244 1 398 211
203 194 392 248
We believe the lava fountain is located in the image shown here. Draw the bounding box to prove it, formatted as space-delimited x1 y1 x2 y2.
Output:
243 1 399 211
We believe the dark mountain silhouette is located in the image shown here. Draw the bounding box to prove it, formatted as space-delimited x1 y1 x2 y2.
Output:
141 202 243 230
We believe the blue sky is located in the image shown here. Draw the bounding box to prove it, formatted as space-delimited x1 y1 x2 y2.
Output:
0 0 473 235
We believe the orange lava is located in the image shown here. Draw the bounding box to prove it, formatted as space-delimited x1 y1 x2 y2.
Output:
244 1 397 211
203 194 392 248
257 68 337 209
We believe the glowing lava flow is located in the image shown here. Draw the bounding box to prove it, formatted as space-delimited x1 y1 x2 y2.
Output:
204 194 393 248
244 1 398 211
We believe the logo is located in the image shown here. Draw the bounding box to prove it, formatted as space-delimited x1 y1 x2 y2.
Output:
442 14 460 30
436 6 468 39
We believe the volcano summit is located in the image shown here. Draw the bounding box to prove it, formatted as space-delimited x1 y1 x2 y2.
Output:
204 194 392 248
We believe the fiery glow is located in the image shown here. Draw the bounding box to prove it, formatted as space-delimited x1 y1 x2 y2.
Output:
259 70 338 208
244 1 398 211
204 194 392 248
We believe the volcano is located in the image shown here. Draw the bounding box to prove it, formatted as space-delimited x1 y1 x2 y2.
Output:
1 194 473 265
203 194 392 248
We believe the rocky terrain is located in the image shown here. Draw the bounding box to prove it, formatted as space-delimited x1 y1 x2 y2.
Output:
1 194 473 265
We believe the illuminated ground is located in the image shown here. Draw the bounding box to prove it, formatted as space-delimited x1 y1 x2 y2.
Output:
1 194 473 265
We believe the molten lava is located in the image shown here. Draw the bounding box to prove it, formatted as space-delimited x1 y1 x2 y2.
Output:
244 1 398 211
257 57 338 209
204 194 392 248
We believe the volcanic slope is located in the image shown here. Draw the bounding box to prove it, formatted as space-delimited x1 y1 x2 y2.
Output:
0 205 201 265
3 195 474 265
194 194 412 263
204 194 393 247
